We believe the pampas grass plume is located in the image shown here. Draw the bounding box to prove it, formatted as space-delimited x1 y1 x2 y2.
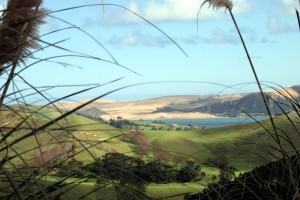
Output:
201 0 233 10
0 0 45 66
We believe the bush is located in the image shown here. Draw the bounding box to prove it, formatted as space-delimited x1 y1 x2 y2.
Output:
176 161 199 183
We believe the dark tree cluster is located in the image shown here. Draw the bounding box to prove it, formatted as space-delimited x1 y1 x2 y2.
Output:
152 120 166 125
55 159 85 177
206 156 236 182
186 155 300 200
53 152 200 200
75 112 106 123
55 152 199 184
108 117 132 129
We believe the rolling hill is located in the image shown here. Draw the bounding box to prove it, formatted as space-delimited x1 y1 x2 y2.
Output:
1 105 299 172
1 103 300 199
56 85 300 120
155 86 300 117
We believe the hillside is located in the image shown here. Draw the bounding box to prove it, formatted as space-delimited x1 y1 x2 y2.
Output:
155 86 300 117
2 106 299 171
56 85 300 119
1 105 300 199
0 106 133 166
56 95 220 120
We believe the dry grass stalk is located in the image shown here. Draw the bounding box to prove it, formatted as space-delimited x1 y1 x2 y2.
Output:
0 0 46 109
199 0 300 199
296 8 300 30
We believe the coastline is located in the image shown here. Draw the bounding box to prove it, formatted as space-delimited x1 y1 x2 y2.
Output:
99 112 221 120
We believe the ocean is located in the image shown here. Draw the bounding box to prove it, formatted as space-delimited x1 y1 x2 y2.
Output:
133 117 268 128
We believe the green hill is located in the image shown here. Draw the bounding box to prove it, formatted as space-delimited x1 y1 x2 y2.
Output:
0 106 134 166
1 106 300 200
1 106 299 172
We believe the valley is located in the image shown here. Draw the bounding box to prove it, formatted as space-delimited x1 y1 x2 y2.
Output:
1 102 299 199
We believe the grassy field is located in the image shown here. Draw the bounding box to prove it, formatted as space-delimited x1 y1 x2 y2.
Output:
1 107 300 199
0 175 205 200
2 107 299 168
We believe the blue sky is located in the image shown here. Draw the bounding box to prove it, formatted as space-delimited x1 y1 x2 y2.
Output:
2 0 300 101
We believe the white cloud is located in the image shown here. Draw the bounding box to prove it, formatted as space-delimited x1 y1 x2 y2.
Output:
129 0 252 21
106 28 244 47
233 27 258 42
82 17 96 29
280 0 298 14
267 17 295 34
40 17 61 33
102 0 253 25
261 38 275 44
231 0 253 13
202 29 239 44
134 0 206 21
107 31 171 47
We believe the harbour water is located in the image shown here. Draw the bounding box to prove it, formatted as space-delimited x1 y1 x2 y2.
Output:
134 117 268 128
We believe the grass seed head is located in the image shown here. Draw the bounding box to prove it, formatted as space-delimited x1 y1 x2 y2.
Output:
0 0 46 66
201 0 233 10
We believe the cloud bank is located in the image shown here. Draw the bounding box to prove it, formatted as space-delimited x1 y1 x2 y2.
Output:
107 31 171 47
99 0 252 26
267 17 295 34
127 0 252 22
280 0 299 15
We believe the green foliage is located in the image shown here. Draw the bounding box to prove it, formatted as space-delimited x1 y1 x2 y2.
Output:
152 120 166 125
101 152 145 183
55 153 198 185
75 112 106 123
55 159 85 178
82 158 103 178
1 1 300 199
176 161 199 183
192 155 300 200
138 160 177 183
108 117 131 129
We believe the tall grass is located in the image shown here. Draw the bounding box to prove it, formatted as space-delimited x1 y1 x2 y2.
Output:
0 0 299 200
191 0 300 199
0 1 132 199
0 1 191 199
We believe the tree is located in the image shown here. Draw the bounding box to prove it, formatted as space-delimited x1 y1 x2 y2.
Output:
176 127 182 131
219 166 236 182
137 160 177 183
101 153 145 183
55 159 85 178
82 158 104 178
151 126 157 130
176 161 199 182
100 153 147 200
108 117 132 129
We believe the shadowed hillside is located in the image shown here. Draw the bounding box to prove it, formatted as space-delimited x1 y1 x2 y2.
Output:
155 87 300 117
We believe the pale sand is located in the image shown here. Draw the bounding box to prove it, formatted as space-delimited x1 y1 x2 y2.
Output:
100 112 218 120
54 88 298 120
57 96 220 120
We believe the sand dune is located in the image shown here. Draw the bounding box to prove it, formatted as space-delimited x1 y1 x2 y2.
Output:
57 95 219 120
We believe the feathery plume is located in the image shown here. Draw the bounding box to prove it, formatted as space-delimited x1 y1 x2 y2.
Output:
0 0 45 109
201 0 233 10
0 0 46 67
